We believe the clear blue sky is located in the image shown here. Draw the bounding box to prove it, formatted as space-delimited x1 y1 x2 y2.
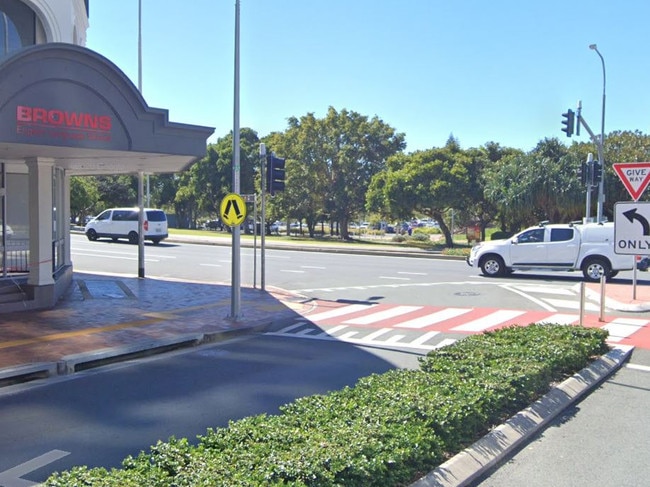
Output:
86 1 650 153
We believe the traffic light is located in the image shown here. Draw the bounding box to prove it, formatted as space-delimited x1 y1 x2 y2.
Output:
592 160 603 184
561 109 575 137
577 161 588 185
266 154 286 195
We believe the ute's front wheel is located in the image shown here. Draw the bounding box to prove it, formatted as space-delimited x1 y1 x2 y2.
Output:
480 255 507 277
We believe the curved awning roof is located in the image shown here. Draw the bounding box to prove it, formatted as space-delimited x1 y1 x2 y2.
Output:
0 43 214 175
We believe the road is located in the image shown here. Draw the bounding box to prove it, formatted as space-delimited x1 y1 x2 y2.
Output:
69 233 650 312
1 235 647 484
0 334 425 485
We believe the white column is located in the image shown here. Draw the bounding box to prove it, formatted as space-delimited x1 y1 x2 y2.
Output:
26 157 55 286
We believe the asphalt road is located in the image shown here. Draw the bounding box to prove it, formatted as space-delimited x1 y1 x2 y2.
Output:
0 334 425 484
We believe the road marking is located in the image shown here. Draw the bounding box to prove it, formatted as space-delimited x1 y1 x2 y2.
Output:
603 318 647 342
344 305 421 325
0 450 69 487
626 363 650 372
395 308 472 329
379 276 411 280
305 303 376 321
536 313 579 325
451 309 527 332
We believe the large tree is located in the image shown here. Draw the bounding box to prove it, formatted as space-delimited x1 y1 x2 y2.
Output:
283 107 406 239
367 142 474 247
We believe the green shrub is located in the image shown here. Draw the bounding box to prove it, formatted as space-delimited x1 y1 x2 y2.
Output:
45 324 609 487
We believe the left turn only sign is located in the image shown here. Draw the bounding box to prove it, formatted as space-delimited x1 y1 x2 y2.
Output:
220 193 247 227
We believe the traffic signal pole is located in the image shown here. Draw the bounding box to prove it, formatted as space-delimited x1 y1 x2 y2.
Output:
260 143 266 291
576 103 605 222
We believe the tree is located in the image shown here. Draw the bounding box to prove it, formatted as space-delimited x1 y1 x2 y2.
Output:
69 176 99 223
283 107 405 240
367 145 474 247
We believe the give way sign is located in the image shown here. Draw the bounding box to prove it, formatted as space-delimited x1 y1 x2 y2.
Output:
613 162 650 201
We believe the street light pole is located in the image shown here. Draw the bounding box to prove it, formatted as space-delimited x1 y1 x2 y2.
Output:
589 44 606 222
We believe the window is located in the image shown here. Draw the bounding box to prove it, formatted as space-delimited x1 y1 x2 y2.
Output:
146 210 167 222
517 228 545 243
0 1 37 59
550 228 574 242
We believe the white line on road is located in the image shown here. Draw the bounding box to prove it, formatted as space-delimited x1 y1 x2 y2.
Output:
626 363 650 372
306 303 376 321
451 309 526 332
0 450 70 487
344 305 422 325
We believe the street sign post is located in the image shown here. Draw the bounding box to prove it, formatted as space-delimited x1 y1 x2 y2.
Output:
612 162 650 201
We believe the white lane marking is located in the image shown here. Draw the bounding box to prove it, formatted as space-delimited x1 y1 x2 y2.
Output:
379 276 411 280
451 309 527 332
542 298 600 311
395 308 473 329
398 271 427 276
199 263 222 267
362 328 393 340
0 450 70 487
536 313 579 325
626 363 650 372
344 305 422 325
603 318 648 342
500 284 557 312
410 330 441 346
301 265 326 269
281 270 305 273
72 252 160 262
306 304 376 321
512 285 575 295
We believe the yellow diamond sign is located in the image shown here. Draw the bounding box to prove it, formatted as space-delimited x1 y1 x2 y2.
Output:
220 193 247 227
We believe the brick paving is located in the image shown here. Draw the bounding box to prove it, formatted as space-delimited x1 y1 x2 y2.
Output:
0 272 309 370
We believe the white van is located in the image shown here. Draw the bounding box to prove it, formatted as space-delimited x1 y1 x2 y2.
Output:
84 208 168 245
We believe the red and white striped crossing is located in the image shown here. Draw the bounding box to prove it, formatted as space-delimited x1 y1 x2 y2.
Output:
267 301 650 350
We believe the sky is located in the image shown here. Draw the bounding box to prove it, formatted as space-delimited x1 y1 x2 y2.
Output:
86 1 650 154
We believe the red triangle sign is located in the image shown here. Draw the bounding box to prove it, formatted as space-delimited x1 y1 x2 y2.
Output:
613 162 650 201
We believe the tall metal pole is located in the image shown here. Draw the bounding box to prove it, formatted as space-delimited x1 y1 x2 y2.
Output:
231 0 242 319
260 143 266 291
138 0 151 208
590 44 606 222
137 0 145 278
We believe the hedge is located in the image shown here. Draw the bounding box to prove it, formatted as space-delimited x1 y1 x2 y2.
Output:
45 324 609 487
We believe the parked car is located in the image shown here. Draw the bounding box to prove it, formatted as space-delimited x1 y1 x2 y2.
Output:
203 219 223 231
467 221 634 281
85 208 168 244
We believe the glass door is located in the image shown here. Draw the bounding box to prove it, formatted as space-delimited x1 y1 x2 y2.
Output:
1 162 5 278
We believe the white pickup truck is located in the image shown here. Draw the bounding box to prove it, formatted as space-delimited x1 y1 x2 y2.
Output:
466 222 634 281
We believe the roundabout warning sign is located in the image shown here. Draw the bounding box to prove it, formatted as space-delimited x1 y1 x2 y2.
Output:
220 193 246 227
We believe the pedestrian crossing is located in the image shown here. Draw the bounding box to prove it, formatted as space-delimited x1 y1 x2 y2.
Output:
265 301 650 351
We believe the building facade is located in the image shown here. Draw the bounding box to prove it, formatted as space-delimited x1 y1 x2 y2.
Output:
0 0 213 311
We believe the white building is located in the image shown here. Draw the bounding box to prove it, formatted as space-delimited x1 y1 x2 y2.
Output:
0 1 213 311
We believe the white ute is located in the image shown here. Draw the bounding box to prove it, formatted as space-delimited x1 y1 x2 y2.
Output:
467 221 634 282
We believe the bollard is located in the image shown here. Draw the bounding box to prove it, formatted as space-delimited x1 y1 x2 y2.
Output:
599 274 606 322
579 281 585 326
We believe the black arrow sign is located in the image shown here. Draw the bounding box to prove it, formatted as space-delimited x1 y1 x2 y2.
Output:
623 208 650 235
